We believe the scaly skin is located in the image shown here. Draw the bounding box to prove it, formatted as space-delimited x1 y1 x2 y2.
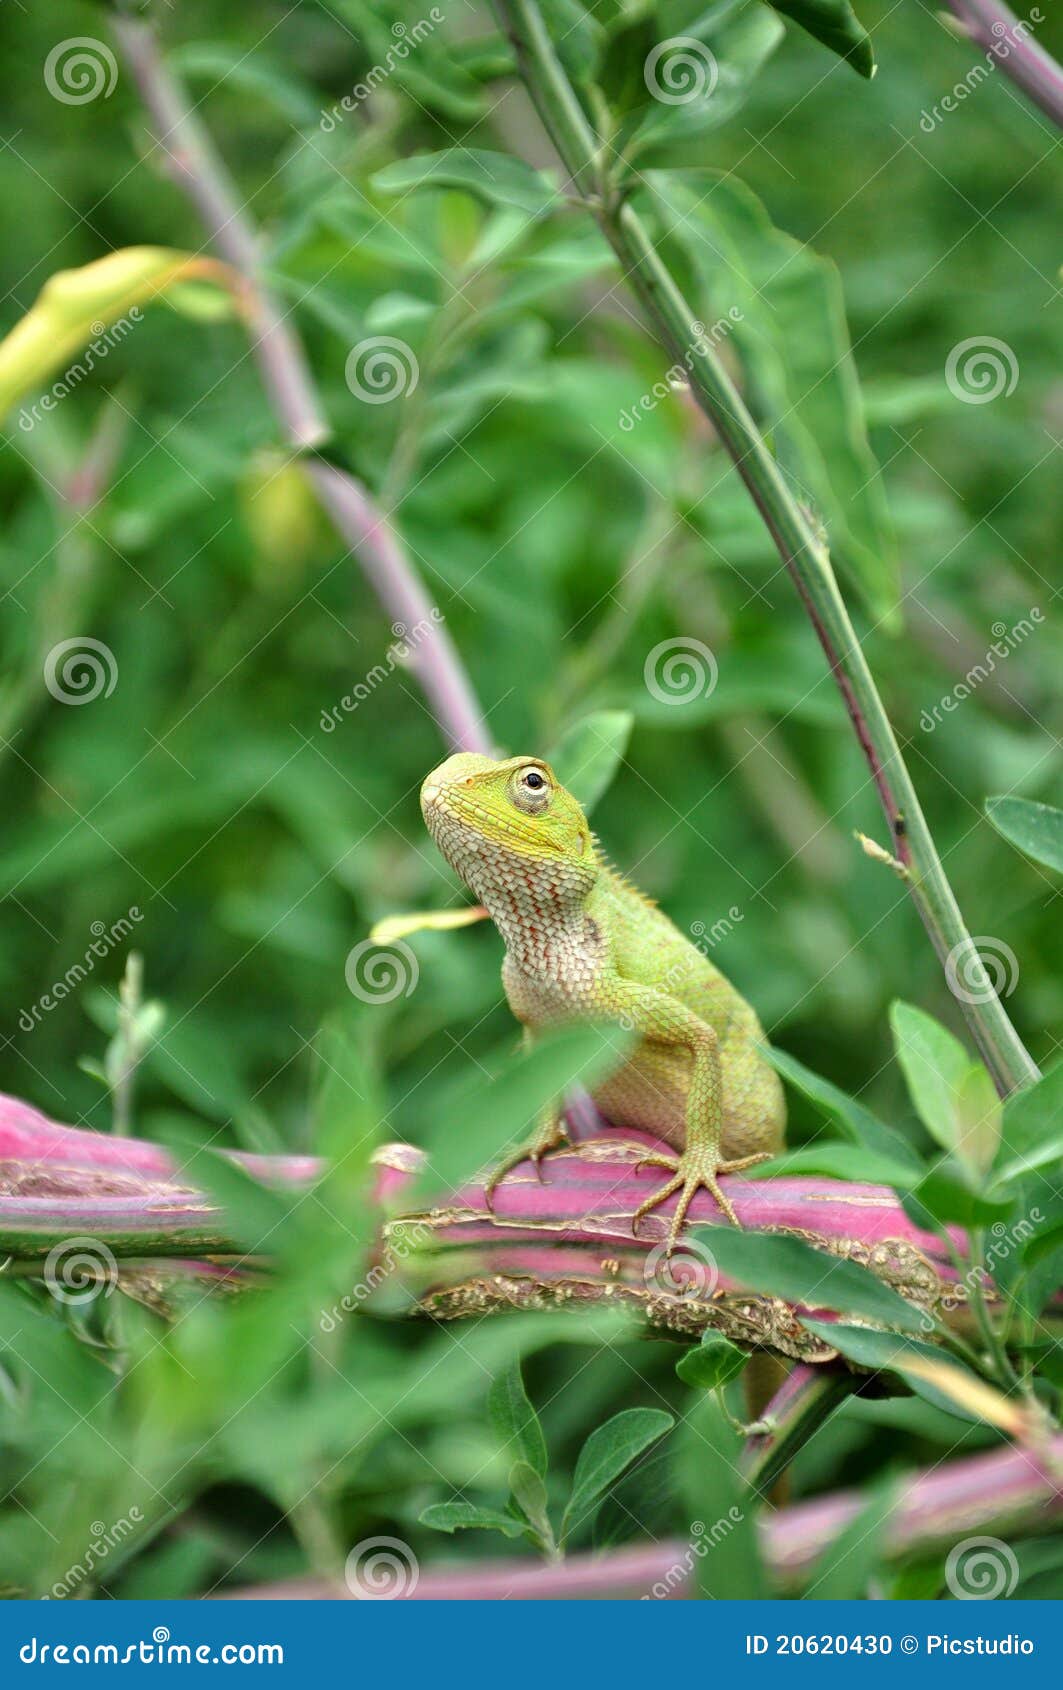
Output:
421 753 785 1250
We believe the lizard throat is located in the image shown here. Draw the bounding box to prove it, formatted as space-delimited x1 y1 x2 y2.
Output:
427 808 599 974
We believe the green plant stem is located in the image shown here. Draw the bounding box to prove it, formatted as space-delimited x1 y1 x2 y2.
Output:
496 0 1039 1098
966 1226 1026 1395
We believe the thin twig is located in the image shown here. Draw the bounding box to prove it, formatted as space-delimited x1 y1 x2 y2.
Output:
113 16 490 756
494 0 1040 1097
944 0 1063 127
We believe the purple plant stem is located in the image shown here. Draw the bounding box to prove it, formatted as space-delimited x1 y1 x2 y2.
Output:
412 1132 966 1264
0 1191 231 1257
212 1432 1063 1599
741 1362 855 1490
112 15 490 756
945 0 1063 127
768 1434 1063 1584
0 1092 321 1188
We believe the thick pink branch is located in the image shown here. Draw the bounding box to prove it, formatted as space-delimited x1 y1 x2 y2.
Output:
212 1433 1063 1599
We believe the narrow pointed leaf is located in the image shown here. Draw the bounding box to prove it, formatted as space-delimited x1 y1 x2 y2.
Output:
561 1407 673 1542
0 247 233 420
800 1322 1025 1429
695 1226 928 1332
372 150 556 216
419 1502 528 1538
508 1460 552 1543
768 0 875 78
369 907 487 945
890 1002 1001 1173
768 1046 922 1170
489 1360 548 1478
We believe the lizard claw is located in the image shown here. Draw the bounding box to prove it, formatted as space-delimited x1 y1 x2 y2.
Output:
484 1119 569 1211
633 1146 768 1251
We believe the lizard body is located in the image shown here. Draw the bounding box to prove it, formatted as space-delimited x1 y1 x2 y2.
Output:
421 752 785 1248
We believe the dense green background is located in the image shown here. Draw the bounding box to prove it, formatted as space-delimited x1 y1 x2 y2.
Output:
0 0 1059 1598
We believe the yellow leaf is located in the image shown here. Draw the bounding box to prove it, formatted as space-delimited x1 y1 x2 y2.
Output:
0 247 236 422
369 907 488 946
900 1353 1032 1439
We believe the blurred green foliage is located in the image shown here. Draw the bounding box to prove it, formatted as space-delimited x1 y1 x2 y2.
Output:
0 0 1060 1599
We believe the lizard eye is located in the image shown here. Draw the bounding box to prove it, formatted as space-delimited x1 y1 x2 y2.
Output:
511 765 551 814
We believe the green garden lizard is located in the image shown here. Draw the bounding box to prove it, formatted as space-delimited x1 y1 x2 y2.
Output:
420 752 785 1250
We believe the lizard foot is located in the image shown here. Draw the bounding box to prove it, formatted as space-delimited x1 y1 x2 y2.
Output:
632 1148 773 1252
484 1117 569 1211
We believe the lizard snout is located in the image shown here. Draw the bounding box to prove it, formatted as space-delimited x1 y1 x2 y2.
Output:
420 753 499 820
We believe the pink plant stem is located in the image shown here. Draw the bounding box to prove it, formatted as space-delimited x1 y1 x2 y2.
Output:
741 1362 854 1489
212 1433 1063 1599
945 0 1063 127
0 1092 320 1188
112 15 490 756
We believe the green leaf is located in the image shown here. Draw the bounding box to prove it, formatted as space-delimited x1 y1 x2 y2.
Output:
676 1334 749 1390
985 796 1063 875
803 1480 897 1598
694 1227 928 1333
767 0 875 79
904 1162 1014 1230
890 1002 1001 1175
169 43 321 127
679 1393 764 1598
757 1143 922 1187
372 150 557 217
537 0 604 84
330 0 485 120
547 710 633 814
995 1066 1063 1183
626 6 785 166
561 1408 673 1542
414 1023 634 1197
419 1502 528 1538
644 174 897 622
767 1046 923 1171
507 1460 553 1544
801 1323 1031 1434
489 1360 548 1478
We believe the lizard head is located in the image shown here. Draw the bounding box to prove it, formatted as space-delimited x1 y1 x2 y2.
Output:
421 753 598 919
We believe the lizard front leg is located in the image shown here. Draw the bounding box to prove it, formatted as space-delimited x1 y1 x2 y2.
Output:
604 980 770 1251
